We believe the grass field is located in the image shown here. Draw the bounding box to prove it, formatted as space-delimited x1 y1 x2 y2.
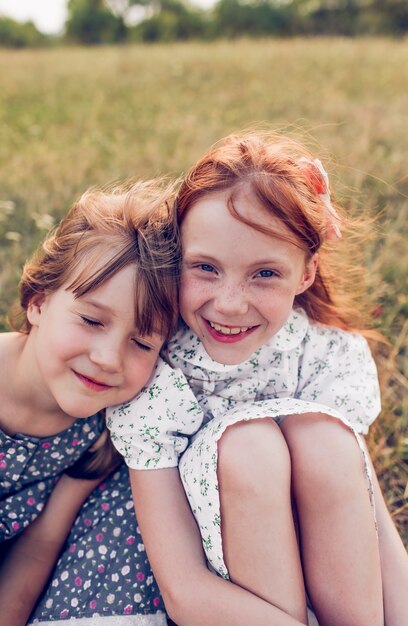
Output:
0 38 407 544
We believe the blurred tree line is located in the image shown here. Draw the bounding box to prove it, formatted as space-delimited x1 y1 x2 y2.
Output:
1 0 407 46
0 16 50 47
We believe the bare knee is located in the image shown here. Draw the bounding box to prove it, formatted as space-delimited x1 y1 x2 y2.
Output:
217 418 291 497
280 413 365 495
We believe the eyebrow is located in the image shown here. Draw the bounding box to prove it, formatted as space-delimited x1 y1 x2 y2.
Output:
183 252 218 263
184 251 292 268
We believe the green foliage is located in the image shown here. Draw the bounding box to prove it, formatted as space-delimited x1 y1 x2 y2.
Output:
293 0 408 35
128 0 408 40
1 0 408 46
211 0 298 38
131 0 208 41
0 17 50 48
66 0 127 44
373 0 408 35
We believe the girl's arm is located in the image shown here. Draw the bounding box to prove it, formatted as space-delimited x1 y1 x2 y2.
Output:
0 473 101 626
131 467 306 626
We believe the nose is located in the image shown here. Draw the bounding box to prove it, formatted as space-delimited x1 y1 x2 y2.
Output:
89 335 122 373
213 281 249 317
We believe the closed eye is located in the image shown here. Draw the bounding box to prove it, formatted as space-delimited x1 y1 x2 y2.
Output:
80 316 103 327
133 339 152 351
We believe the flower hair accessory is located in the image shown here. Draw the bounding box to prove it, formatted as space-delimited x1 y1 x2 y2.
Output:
300 157 342 241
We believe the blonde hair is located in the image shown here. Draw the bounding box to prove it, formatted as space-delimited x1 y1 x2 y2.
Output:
12 179 180 341
176 131 375 335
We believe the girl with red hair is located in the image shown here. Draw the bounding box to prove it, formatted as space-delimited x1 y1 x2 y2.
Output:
109 132 407 626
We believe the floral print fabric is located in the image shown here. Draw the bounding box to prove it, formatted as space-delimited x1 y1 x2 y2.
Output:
29 464 165 623
0 414 103 541
0 415 165 623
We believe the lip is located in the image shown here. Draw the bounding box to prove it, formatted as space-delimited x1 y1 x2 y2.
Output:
73 370 114 392
203 318 258 344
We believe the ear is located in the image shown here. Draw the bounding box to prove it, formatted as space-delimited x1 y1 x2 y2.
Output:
26 293 47 328
296 253 318 295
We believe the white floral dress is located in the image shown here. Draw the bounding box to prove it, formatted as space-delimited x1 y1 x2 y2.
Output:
107 308 380 579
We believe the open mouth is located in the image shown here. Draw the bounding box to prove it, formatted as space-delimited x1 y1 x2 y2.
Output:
208 321 255 335
73 371 113 392
204 319 258 343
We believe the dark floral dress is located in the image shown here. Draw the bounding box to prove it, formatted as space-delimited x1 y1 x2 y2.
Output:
0 415 167 625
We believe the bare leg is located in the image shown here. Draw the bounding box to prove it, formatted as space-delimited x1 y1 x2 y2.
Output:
217 419 308 624
281 413 384 626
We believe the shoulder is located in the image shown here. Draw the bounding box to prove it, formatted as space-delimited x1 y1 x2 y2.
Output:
0 332 24 400
298 318 378 393
108 357 201 423
149 357 192 394
296 319 380 431
265 308 377 382
258 308 352 363
303 319 373 363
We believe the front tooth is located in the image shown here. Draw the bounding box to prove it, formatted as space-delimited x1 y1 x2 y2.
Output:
210 321 252 335
211 322 230 334
212 322 224 332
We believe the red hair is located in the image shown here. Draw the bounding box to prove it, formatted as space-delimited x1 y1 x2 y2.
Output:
176 131 374 335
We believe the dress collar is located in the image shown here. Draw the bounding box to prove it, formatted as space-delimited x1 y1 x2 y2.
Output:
268 307 309 352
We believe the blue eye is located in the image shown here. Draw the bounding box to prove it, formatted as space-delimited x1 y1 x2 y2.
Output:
257 269 276 278
199 264 215 273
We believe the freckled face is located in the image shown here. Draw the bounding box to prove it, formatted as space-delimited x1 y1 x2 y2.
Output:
27 264 163 419
179 190 317 365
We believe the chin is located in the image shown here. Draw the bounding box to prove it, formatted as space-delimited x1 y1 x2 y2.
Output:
206 347 253 366
59 402 101 420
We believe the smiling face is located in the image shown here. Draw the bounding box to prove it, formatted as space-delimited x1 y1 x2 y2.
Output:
179 188 317 365
27 264 163 419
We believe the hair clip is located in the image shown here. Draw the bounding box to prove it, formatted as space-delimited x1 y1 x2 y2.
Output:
299 157 342 241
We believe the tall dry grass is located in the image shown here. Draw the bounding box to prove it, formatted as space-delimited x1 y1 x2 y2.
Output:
0 38 406 543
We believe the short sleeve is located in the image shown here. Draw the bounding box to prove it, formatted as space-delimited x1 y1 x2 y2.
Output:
106 358 204 469
296 327 381 434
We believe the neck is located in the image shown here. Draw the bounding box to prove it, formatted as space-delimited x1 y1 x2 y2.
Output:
0 331 77 438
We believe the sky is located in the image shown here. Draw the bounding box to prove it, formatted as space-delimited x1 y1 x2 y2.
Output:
0 0 213 35
0 0 68 34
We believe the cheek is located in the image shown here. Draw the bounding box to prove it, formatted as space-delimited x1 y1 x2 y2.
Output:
41 323 89 360
179 275 207 316
258 287 296 320
260 302 281 324
126 355 158 392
